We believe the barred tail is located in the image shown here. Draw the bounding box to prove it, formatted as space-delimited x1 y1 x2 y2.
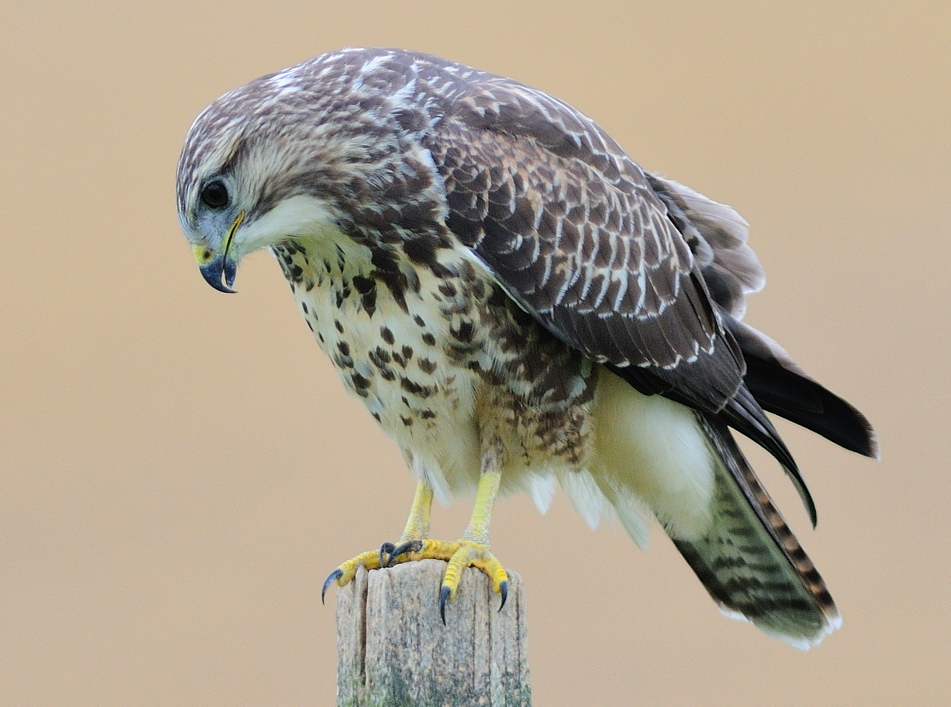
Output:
672 414 840 648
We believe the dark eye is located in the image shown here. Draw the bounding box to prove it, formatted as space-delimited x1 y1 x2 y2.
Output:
200 180 229 210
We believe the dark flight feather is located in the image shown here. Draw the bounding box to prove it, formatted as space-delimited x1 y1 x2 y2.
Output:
726 316 880 459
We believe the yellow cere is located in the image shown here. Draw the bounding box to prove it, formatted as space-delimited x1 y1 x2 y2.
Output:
191 212 244 266
193 244 215 265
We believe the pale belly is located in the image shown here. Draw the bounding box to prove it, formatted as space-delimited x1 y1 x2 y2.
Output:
272 235 714 539
275 238 497 501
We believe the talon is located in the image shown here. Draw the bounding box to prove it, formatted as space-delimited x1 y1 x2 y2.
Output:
389 539 423 564
378 542 396 568
321 568 343 605
324 538 509 617
439 585 452 625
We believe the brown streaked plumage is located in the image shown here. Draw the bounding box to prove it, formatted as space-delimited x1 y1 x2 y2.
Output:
176 47 878 647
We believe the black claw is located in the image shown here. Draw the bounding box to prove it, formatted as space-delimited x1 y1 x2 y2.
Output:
378 540 423 567
498 580 508 612
389 540 423 565
378 540 423 568
439 585 451 625
321 569 343 605
378 542 396 568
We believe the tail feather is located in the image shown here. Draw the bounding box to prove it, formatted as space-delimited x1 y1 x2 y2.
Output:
725 315 880 459
672 414 840 648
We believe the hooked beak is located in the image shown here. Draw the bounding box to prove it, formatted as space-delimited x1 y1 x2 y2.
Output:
194 211 244 293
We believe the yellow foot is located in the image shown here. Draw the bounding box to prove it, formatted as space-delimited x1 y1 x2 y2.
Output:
320 540 424 603
321 538 509 622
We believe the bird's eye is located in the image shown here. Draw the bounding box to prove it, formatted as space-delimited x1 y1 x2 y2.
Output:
200 180 230 210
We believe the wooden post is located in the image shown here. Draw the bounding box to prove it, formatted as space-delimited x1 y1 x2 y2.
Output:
335 559 531 707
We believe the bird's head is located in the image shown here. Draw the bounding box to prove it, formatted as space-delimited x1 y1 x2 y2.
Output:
175 80 346 293
175 52 420 292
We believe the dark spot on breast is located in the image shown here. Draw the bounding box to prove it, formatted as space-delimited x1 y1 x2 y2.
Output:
371 411 381 422
370 347 391 365
362 292 377 316
335 320 344 334
401 345 413 360
353 275 377 316
421 332 436 346
301 302 308 314
451 321 474 343
400 415 413 427
400 377 434 398
438 281 457 298
337 341 350 357
418 358 437 374
420 409 437 420
403 237 446 274
380 326 395 345
369 348 396 380
371 249 408 312
413 315 426 327
351 372 371 391
353 275 375 295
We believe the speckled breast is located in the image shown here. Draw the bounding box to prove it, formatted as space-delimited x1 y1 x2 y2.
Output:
271 231 598 493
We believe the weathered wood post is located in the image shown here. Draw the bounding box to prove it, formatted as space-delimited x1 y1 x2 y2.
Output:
335 559 531 706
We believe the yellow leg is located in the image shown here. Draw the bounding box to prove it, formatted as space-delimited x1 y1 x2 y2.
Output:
322 471 510 621
321 480 434 602
400 479 433 542
437 469 506 603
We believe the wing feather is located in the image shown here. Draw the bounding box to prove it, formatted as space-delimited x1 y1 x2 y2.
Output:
425 89 745 416
411 57 871 524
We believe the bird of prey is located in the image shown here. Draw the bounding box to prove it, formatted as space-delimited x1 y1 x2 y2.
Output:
176 47 877 648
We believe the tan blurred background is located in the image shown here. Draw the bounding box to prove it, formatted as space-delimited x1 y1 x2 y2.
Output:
1 1 948 704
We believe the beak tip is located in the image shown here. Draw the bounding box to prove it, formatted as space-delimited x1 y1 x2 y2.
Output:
224 259 237 289
199 260 237 294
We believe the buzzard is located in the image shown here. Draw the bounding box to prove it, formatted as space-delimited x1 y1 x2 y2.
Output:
176 48 877 647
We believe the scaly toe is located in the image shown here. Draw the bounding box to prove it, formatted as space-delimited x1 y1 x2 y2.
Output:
322 539 509 618
384 539 424 567
431 540 509 619
320 549 383 603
